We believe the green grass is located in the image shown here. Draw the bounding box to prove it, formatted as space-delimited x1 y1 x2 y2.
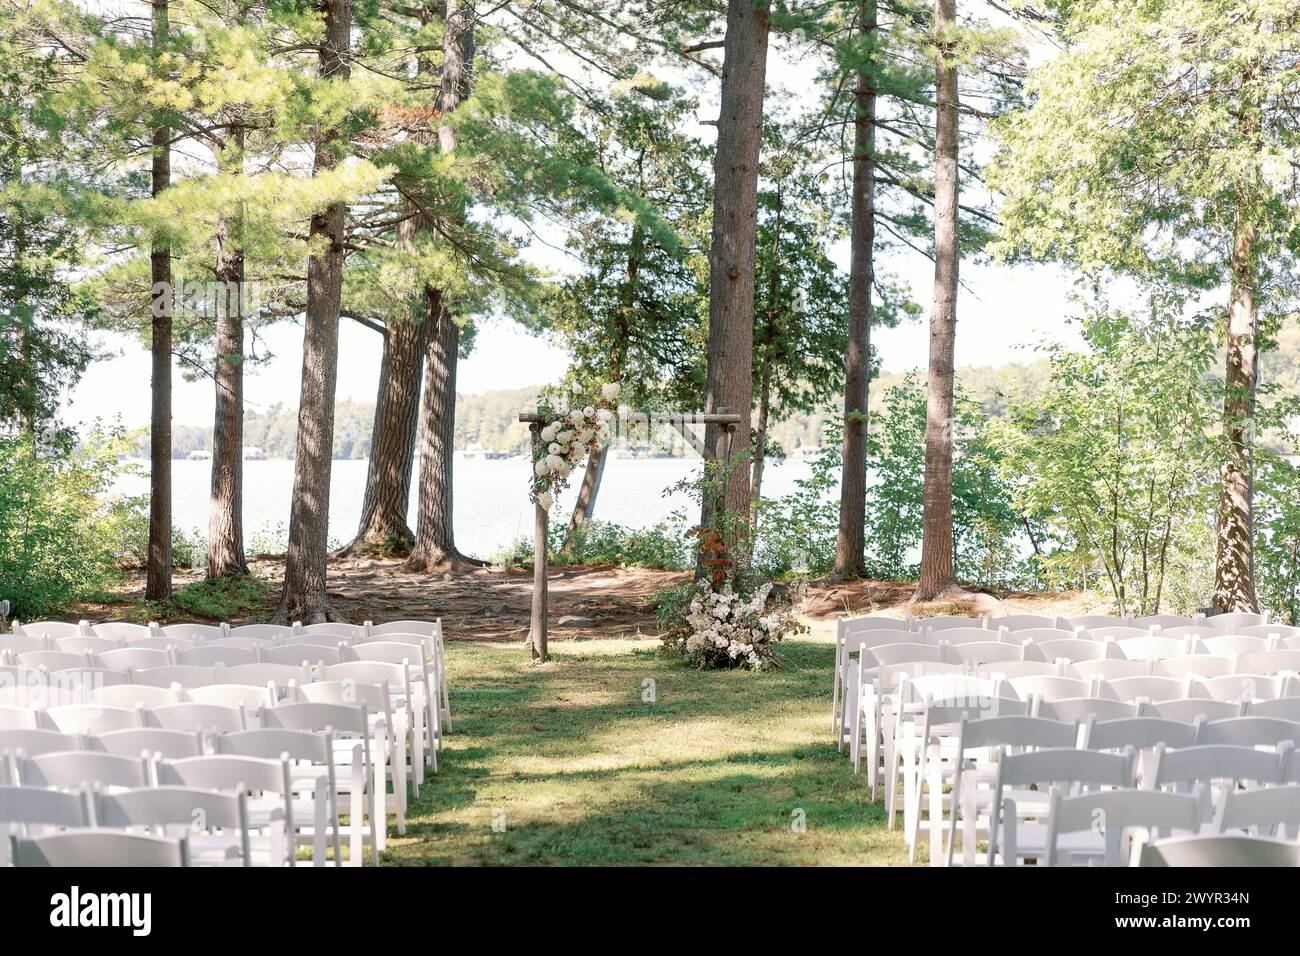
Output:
384 637 909 866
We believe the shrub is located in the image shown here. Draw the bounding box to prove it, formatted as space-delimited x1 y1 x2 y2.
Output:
171 573 269 621
0 431 128 619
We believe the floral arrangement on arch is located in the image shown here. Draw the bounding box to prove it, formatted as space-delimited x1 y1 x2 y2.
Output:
660 527 807 671
529 382 622 512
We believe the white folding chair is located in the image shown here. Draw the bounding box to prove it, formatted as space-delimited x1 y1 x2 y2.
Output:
1239 624 1300 640
1065 614 1130 630
1009 627 1079 645
16 750 151 791
0 785 89 865
1200 673 1280 703
1155 653 1238 680
160 623 224 641
922 626 994 646
44 704 141 735
1202 634 1274 657
1241 649 1300 675
1205 612 1268 631
1215 784 1300 839
12 829 189 867
95 787 257 866
157 754 294 866
350 640 441 771
1043 786 1203 866
178 645 262 667
185 683 277 711
988 614 1057 632
1116 636 1193 660
14 621 86 640
53 636 120 655
1194 716 1300 750
944 641 1039 666
92 728 204 759
99 647 173 673
833 621 914 740
1037 638 1119 662
988 747 1137 866
130 665 221 689
89 683 182 710
1141 833 1300 866
1036 697 1139 723
262 702 381 866
941 714 1077 866
90 622 154 642
914 614 981 632
150 702 248 733
1071 658 1153 681
217 728 343 866
260 643 350 667
1133 614 1198 630
229 624 297 642
1108 675 1194 704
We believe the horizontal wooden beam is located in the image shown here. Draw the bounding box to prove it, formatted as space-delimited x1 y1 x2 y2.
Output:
519 411 742 425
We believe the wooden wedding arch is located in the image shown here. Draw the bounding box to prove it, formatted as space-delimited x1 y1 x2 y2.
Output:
518 410 743 663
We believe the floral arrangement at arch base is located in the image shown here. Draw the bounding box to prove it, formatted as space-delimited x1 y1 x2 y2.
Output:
529 382 622 512
660 527 807 672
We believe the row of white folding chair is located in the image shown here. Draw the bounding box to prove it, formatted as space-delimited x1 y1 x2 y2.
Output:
1 710 383 865
941 717 1294 868
864 664 1296 816
10 828 191 867
844 642 1300 784
9 618 450 729
1 674 409 852
3 652 440 775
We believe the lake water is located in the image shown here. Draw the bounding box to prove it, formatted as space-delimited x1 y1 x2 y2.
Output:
111 456 824 560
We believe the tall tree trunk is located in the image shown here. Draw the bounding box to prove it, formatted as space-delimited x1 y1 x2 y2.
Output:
208 129 248 580
751 359 772 509
914 0 960 602
341 304 427 556
563 446 609 552
562 223 636 552
145 0 172 602
834 0 877 579
406 0 480 573
273 0 351 623
407 295 478 571
701 0 770 559
1214 217 1260 613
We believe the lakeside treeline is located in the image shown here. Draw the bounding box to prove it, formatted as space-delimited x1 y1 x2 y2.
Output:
123 363 1056 461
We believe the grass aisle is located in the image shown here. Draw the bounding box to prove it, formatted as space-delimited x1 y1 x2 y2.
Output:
385 638 909 865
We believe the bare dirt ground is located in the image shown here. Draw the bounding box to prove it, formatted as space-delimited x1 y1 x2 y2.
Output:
80 557 1105 643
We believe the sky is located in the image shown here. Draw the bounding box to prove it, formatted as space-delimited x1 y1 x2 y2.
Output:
60 12 1087 432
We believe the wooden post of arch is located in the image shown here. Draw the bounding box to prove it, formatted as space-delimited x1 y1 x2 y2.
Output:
520 410 742 664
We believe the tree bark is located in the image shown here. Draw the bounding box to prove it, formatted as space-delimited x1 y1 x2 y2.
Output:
273 0 351 623
145 0 172 602
834 0 877 579
563 445 609 551
405 0 481 573
207 129 248 580
914 0 960 602
1214 216 1260 613
406 295 479 571
340 304 427 557
701 0 770 559
751 358 772 509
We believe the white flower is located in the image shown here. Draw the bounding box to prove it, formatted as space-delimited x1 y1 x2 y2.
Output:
548 442 562 455
583 405 595 418
538 492 554 511
556 429 573 443
570 409 586 424
555 461 572 477
541 423 559 442
596 407 613 423
545 454 565 471
601 383 620 401
534 460 550 476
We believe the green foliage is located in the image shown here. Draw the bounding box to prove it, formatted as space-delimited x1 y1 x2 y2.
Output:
863 376 1029 587
170 573 269 621
753 423 843 578
985 302 1221 614
496 519 689 572
1255 453 1300 625
0 431 128 619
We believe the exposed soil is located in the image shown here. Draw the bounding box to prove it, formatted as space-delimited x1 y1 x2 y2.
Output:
70 557 1106 644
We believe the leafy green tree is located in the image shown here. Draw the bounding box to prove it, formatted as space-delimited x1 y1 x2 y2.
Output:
986 303 1221 615
991 0 1300 612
